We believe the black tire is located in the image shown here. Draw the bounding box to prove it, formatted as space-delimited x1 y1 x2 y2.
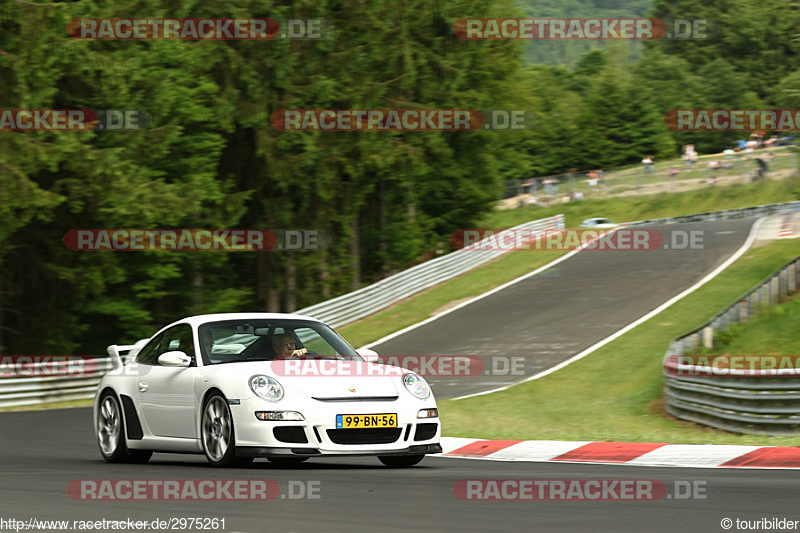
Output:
378 455 424 468
96 391 152 464
267 457 309 467
201 392 238 467
127 449 154 463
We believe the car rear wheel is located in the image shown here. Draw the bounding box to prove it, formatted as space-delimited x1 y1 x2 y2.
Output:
97 391 152 463
378 455 424 468
201 392 238 467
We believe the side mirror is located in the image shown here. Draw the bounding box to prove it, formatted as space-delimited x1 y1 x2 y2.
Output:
158 351 192 367
356 348 379 363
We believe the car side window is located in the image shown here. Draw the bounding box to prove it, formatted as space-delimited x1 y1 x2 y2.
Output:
160 324 196 366
136 333 165 365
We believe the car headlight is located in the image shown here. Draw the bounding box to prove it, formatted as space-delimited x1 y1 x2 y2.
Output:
403 372 430 400
249 375 284 402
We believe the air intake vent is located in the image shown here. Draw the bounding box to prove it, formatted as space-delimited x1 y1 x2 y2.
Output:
326 428 402 445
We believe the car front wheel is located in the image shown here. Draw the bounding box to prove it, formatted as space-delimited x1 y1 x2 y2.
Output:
201 392 238 467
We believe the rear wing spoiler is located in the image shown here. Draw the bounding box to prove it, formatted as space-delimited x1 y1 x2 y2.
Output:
106 339 149 369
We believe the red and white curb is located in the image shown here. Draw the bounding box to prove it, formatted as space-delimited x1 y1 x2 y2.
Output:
778 214 794 238
439 437 800 469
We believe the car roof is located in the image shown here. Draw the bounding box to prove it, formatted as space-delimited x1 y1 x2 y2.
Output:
169 313 323 328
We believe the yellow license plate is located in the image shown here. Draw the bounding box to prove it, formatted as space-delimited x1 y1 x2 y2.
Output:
336 413 397 429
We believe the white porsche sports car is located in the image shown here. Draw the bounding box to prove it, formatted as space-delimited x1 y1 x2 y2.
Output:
94 313 441 467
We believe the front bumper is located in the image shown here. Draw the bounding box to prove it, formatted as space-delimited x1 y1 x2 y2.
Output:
231 396 441 455
236 443 442 458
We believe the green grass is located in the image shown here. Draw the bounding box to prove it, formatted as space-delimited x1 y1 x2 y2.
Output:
699 294 800 357
439 238 800 445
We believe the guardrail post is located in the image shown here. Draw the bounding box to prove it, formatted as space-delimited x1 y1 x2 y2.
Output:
702 326 714 349
790 261 798 293
780 269 788 301
771 276 780 305
739 299 749 323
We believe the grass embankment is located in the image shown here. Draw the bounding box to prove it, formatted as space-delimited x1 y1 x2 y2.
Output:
698 293 800 357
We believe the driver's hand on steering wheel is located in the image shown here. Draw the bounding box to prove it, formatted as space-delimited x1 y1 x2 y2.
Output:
289 348 308 359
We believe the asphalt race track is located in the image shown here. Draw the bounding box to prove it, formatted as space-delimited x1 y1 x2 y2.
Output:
2 216 795 533
1 409 797 533
374 218 758 398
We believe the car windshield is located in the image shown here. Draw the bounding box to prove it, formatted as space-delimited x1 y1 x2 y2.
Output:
198 319 360 365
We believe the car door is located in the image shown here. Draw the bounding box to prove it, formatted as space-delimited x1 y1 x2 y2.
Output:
136 324 199 439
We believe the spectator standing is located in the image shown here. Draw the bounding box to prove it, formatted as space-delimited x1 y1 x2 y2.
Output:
642 155 654 174
683 145 696 168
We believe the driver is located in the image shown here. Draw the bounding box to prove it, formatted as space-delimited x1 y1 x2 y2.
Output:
272 333 308 359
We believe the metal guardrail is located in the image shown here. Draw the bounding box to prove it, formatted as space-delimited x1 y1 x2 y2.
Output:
663 257 800 435
0 358 114 409
294 214 565 328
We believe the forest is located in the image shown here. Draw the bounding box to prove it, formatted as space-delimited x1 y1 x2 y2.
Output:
1 0 798 354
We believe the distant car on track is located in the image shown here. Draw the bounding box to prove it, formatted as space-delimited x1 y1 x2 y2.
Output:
579 217 618 229
94 313 441 467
